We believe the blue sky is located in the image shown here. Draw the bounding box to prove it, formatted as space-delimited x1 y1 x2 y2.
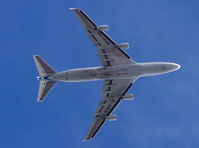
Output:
0 0 199 147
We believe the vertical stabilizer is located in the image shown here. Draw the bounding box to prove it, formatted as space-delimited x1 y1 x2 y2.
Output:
33 55 56 102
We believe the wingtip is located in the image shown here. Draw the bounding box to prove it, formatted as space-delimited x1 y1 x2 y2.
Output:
37 96 44 102
81 139 88 142
82 136 92 142
69 8 78 11
37 99 42 102
33 55 39 58
33 55 41 61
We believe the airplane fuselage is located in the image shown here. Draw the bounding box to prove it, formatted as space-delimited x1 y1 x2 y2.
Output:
43 62 180 82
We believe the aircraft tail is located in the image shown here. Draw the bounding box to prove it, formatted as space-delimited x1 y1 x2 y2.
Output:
33 55 56 102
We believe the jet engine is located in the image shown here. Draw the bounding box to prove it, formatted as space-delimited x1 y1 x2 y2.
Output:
97 25 109 31
123 93 134 100
106 114 117 121
118 43 129 49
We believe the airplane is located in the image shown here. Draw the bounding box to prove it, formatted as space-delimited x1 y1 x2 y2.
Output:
33 8 180 141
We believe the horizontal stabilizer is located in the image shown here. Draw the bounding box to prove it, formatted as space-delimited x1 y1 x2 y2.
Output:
33 55 57 102
33 55 56 76
37 80 56 102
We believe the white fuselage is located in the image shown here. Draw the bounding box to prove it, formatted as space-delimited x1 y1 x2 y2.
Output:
45 62 180 82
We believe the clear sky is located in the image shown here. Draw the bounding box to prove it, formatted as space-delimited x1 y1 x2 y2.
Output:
0 0 199 147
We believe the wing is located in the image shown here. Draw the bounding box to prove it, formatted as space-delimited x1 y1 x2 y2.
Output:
70 8 136 66
84 78 137 141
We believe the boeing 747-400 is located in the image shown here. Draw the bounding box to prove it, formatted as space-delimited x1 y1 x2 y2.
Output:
33 8 180 141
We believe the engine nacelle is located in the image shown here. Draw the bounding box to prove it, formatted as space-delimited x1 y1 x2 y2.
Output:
97 25 109 31
123 93 134 100
118 43 129 49
106 114 117 121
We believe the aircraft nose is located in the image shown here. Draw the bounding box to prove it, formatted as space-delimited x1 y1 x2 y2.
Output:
167 63 181 72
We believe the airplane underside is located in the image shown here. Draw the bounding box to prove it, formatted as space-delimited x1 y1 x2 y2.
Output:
33 8 180 141
45 62 179 82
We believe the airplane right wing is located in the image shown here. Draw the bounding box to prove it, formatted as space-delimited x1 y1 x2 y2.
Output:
70 8 136 66
84 78 137 141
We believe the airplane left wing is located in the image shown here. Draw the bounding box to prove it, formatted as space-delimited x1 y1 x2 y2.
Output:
84 78 136 141
70 8 136 66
